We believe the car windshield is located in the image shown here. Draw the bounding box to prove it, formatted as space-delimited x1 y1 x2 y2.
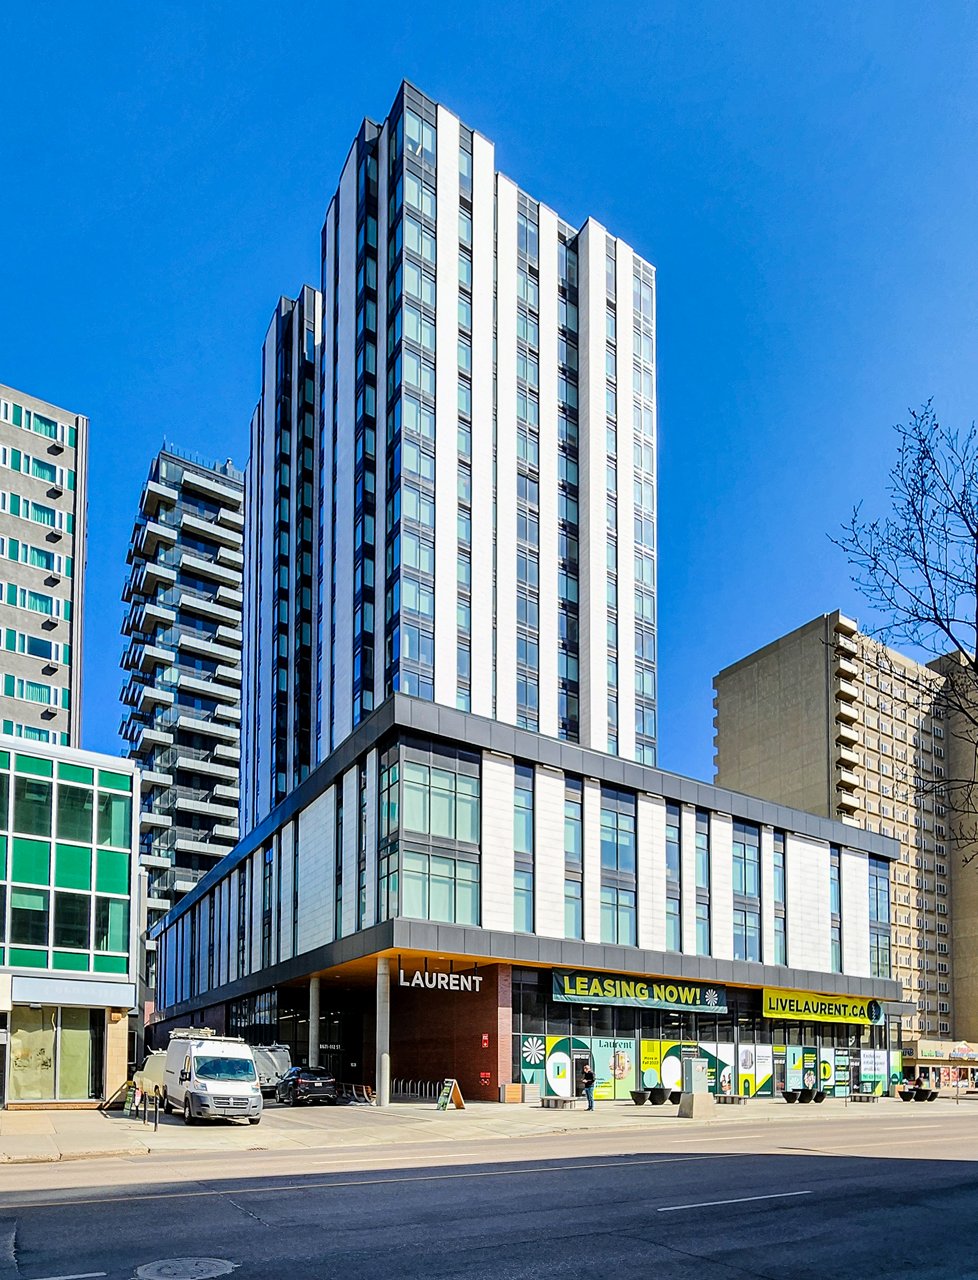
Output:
194 1056 256 1082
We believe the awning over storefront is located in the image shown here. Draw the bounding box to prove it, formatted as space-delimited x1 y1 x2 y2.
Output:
904 1038 978 1065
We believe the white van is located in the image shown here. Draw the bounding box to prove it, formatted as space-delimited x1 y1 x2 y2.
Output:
162 1028 262 1125
252 1043 292 1097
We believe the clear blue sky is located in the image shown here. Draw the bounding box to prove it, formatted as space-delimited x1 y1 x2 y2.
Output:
2 2 976 781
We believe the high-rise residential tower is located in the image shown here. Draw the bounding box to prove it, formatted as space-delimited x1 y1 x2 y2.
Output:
241 82 658 828
713 610 954 1039
241 288 323 832
0 383 87 746
121 446 244 980
151 87 905 1105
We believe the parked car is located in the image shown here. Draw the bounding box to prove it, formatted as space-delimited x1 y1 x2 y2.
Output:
133 1049 167 1098
252 1043 292 1097
275 1066 338 1106
162 1028 262 1125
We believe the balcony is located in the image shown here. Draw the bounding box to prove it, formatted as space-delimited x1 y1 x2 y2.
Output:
156 865 208 896
836 678 860 702
835 655 859 680
136 520 177 558
835 700 859 724
836 767 860 790
835 721 859 745
834 613 858 637
835 633 858 657
178 549 241 587
837 745 860 767
836 791 860 813
182 512 242 548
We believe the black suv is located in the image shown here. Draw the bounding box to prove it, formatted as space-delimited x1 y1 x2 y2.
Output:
275 1066 339 1106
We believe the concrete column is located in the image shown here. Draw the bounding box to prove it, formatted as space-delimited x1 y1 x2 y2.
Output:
376 956 391 1107
308 975 321 1068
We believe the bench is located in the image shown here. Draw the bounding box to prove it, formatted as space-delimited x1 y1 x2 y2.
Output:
716 1094 749 1104
850 1092 878 1102
540 1097 579 1109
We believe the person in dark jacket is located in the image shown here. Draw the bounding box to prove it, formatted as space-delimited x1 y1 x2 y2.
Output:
582 1066 596 1111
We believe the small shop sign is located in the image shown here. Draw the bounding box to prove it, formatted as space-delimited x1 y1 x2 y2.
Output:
552 969 727 1013
762 987 885 1025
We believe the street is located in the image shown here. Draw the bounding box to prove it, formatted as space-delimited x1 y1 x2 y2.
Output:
1 1104 977 1279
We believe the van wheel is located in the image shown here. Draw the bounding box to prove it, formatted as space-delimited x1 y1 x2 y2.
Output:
249 1117 261 1125
161 1090 170 1114
183 1098 196 1126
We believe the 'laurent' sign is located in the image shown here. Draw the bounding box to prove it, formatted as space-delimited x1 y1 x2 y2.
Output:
399 969 484 993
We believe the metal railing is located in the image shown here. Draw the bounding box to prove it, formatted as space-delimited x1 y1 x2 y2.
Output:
390 1078 442 1101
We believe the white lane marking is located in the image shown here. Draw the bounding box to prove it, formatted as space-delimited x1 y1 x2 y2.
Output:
0 1153 739 1210
658 1190 813 1213
27 1273 107 1279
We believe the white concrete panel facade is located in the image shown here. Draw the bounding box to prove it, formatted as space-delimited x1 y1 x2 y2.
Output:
468 130 496 720
481 754 515 931
434 107 461 709
535 764 565 938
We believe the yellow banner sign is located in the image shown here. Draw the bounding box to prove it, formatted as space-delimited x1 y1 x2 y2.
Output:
763 988 884 1026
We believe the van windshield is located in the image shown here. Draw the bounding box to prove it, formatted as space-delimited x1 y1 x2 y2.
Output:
194 1056 257 1082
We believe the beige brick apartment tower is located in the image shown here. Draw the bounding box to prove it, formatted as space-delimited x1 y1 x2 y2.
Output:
714 610 952 1039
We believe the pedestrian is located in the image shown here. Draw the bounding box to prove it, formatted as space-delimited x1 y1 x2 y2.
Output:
582 1065 596 1111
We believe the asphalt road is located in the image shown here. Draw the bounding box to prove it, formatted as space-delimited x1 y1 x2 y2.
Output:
1 1112 976 1280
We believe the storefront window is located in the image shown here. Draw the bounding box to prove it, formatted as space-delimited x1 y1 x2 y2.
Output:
8 1005 56 1101
8 1005 103 1101
58 1007 93 1099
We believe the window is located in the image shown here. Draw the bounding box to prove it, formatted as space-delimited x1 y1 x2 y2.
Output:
696 901 710 956
694 810 710 890
773 832 786 904
401 850 479 926
402 762 480 844
600 792 636 874
513 766 534 855
733 908 761 962
564 779 582 866
666 896 681 951
774 914 787 965
600 885 636 946
665 802 681 881
732 821 760 897
564 878 582 939
515 868 534 933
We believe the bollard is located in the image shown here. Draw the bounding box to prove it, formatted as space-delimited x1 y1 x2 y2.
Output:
154 1091 160 1132
142 1091 148 1126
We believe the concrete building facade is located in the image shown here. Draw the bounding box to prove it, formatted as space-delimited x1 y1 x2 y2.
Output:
152 697 905 1103
0 383 88 747
0 737 138 1107
714 610 954 1039
120 447 244 999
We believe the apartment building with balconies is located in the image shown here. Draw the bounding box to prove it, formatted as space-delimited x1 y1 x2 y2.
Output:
0 383 88 747
120 446 244 1000
713 610 953 1039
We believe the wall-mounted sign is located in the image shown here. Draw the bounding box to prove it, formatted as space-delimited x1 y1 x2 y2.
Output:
399 969 483 993
552 969 727 1014
762 987 885 1026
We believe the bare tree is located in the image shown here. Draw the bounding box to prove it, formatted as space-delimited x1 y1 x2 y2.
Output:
836 401 978 861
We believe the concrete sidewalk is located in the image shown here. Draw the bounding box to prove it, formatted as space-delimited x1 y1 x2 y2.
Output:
0 1092 963 1164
